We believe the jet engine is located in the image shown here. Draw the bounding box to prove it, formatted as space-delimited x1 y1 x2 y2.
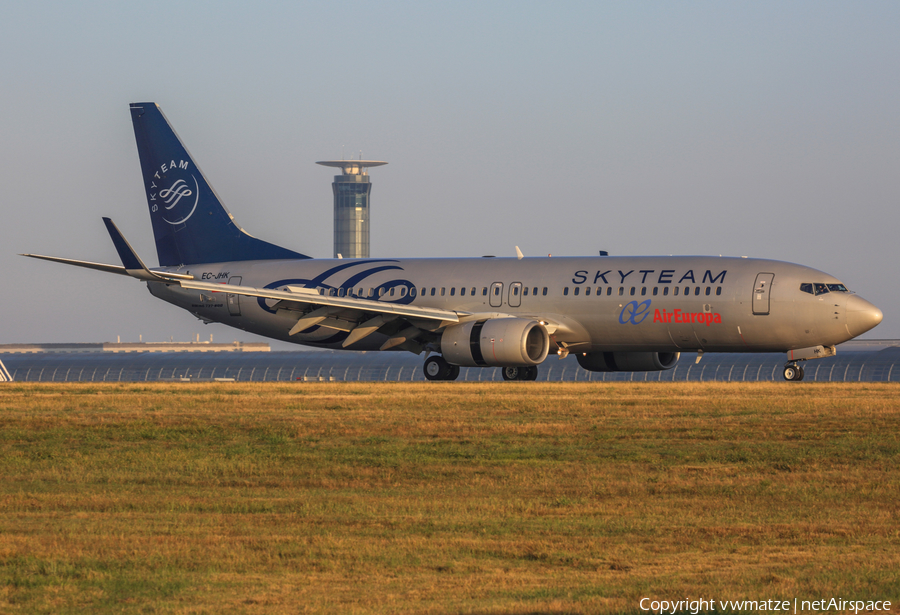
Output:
576 351 680 372
441 318 550 367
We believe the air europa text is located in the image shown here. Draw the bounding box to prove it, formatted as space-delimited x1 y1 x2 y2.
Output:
654 309 722 326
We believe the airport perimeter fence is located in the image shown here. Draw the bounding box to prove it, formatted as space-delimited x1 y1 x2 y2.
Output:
3 347 899 383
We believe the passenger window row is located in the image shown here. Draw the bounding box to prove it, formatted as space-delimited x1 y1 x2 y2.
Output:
318 286 553 300
563 286 723 297
318 284 723 300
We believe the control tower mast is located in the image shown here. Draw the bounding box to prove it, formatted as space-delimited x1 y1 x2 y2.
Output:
316 159 388 259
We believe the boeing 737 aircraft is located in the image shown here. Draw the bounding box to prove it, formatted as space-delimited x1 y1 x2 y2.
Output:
23 103 884 381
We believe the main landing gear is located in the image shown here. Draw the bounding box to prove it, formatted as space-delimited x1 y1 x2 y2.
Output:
783 362 805 382
501 366 538 381
423 356 460 381
422 357 540 381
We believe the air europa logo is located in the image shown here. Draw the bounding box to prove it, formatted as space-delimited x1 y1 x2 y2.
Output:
148 159 200 225
619 300 652 325
654 308 722 326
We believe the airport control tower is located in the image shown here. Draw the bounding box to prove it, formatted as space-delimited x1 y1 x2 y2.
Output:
316 159 387 259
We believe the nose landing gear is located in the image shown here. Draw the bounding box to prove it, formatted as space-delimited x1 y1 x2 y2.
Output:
783 362 805 381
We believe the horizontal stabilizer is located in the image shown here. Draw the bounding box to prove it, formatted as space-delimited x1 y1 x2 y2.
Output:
20 253 128 276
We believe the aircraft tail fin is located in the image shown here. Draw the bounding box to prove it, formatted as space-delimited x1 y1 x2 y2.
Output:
130 102 311 266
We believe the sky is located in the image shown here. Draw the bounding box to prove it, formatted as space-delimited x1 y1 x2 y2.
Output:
2 1 899 346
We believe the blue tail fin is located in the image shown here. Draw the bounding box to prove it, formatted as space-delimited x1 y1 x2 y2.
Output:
130 102 310 266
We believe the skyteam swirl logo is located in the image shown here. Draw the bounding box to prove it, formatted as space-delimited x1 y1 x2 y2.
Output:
619 300 652 325
159 176 200 225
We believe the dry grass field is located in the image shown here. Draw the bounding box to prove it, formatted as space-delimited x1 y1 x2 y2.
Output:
0 382 897 614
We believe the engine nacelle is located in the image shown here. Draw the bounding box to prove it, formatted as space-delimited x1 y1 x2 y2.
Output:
576 351 680 372
441 318 550 367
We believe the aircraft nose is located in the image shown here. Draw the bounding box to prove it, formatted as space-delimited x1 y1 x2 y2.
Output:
845 295 883 337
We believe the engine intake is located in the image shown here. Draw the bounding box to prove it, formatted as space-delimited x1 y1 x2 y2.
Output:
441 318 550 367
576 351 680 372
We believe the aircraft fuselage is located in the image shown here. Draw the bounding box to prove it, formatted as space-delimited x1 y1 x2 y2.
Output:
148 254 880 354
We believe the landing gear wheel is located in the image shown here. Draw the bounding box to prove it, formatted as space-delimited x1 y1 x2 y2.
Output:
501 366 521 381
523 366 539 381
783 363 805 381
447 365 460 381
424 356 452 381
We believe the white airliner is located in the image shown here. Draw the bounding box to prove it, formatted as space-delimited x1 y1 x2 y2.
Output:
23 103 883 381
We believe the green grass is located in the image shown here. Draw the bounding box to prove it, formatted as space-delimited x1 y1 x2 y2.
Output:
0 382 898 613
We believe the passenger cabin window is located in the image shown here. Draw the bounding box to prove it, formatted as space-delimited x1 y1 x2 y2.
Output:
410 288 417 298
389 288 395 297
674 287 679 296
606 287 612 296
573 287 579 296
542 287 548 296
705 287 711 296
641 287 647 296
716 287 722 296
523 287 529 296
694 287 701 296
533 287 538 296
652 287 658 296
430 288 436 296
450 288 455 296
460 287 466 296
379 288 385 297
564 287 569 296
618 287 624 296
630 287 636 296
663 287 669 296
441 288 446 296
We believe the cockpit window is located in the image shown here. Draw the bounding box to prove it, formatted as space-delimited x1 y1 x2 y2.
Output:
801 282 847 296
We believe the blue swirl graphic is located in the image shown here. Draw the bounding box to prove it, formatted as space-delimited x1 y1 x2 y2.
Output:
257 260 416 317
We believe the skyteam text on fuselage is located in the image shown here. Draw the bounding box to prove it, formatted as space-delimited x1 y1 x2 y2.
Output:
23 102 884 381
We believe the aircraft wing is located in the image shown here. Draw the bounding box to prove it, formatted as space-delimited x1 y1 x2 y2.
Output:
180 279 460 324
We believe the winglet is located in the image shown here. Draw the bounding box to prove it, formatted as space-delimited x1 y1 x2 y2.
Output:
515 246 524 260
103 217 193 282
103 217 146 271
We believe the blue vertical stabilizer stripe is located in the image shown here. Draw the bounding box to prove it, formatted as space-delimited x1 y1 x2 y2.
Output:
130 103 311 266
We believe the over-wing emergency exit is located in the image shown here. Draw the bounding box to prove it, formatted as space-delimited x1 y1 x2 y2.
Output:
22 103 883 381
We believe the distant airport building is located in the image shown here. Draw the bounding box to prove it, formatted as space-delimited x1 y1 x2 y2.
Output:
317 159 387 259
0 342 269 354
